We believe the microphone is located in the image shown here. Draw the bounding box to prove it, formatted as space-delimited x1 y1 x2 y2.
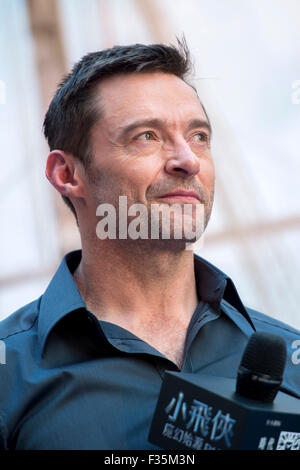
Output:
148 332 300 450
236 331 287 403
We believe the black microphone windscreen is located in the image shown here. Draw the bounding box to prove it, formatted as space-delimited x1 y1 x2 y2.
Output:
236 331 287 403
240 331 287 377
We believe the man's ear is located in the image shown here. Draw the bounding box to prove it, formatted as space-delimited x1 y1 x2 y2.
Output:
45 150 86 200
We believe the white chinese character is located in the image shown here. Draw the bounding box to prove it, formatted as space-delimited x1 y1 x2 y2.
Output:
266 437 275 450
165 391 187 422
192 436 204 450
173 427 184 443
210 410 236 448
182 431 193 447
162 422 174 439
186 399 212 436
258 437 267 450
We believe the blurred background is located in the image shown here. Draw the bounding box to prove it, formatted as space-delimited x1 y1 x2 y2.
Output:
1 0 300 328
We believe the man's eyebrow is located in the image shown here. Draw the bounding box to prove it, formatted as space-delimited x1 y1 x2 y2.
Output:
117 117 212 139
117 119 163 138
185 118 212 136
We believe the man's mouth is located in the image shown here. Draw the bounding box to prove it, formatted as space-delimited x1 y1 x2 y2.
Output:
158 190 201 203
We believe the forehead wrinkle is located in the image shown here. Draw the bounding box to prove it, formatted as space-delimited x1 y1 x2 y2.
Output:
94 74 211 139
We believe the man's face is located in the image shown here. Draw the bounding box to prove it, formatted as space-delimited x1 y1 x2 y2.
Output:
84 71 215 247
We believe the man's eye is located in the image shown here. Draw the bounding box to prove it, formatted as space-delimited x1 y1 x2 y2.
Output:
136 132 155 141
192 132 208 142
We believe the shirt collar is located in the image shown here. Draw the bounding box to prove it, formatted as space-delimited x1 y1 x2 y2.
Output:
38 250 255 355
38 250 86 354
194 253 256 334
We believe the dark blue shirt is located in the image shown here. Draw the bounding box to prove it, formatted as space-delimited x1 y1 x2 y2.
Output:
0 250 299 450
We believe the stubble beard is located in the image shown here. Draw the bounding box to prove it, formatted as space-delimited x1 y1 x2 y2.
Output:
87 166 215 252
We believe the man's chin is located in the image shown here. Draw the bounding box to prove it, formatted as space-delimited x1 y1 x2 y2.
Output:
124 235 202 253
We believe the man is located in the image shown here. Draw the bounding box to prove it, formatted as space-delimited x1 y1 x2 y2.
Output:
0 40 299 450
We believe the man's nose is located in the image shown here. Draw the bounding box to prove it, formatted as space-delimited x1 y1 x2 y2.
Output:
164 142 200 177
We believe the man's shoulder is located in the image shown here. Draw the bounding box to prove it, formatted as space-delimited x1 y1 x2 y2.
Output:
246 305 300 338
0 298 42 448
244 306 300 398
0 297 41 342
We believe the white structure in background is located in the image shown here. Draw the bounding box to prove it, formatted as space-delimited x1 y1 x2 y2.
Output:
0 0 60 319
1 0 300 330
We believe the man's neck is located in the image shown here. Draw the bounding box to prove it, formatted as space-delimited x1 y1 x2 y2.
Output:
74 241 197 316
73 241 199 367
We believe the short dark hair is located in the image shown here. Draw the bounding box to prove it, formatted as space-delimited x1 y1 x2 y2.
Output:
43 38 195 218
